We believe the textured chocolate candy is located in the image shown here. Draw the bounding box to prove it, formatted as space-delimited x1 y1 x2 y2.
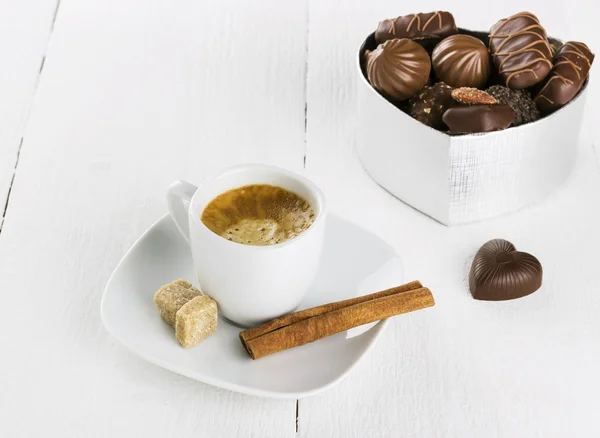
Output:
375 11 457 45
534 41 594 113
442 104 514 134
432 34 491 88
408 82 456 129
486 85 540 126
366 38 431 101
489 12 553 89
469 239 542 301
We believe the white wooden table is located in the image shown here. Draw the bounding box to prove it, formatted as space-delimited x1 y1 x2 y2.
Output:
1 1 599 436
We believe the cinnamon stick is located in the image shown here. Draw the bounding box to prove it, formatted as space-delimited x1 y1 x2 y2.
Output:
239 281 434 359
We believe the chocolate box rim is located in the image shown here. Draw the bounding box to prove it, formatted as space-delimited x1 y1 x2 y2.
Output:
357 29 589 140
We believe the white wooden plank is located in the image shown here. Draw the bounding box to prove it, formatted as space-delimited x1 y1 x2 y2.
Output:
0 0 307 436
0 0 59 227
302 1 600 437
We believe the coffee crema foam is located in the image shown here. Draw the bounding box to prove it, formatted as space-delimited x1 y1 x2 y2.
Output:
201 184 315 246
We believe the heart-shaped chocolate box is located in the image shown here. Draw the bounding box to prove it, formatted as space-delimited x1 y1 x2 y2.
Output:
356 30 589 225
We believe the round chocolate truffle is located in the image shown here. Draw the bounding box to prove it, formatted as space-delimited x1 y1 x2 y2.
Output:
432 34 491 89
486 85 540 126
366 38 431 101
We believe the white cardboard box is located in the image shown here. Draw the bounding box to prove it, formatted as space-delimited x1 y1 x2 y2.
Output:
356 32 588 225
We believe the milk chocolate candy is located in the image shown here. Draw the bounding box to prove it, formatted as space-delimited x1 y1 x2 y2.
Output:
366 38 431 101
469 239 542 301
375 11 457 45
534 41 594 113
489 12 553 89
442 104 514 134
432 34 491 89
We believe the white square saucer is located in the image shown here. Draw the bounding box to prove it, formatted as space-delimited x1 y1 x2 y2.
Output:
101 214 403 399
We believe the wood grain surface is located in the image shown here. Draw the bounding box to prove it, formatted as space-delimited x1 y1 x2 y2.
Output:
0 0 59 229
0 0 304 436
0 0 599 437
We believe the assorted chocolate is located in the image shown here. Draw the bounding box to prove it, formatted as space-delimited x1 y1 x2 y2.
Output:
432 34 491 88
375 11 457 45
534 42 595 113
364 11 594 134
486 85 540 125
366 38 431 101
469 239 543 301
488 12 553 89
443 104 514 135
408 82 457 129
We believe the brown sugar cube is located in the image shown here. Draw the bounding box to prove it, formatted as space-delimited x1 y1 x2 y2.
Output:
153 280 201 327
175 296 218 348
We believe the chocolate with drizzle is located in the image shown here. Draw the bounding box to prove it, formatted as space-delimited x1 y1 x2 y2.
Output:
489 12 553 89
534 41 594 113
375 11 457 45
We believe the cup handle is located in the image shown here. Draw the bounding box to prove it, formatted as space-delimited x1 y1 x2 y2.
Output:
167 180 198 243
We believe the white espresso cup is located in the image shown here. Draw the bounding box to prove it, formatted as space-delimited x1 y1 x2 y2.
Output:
167 164 327 327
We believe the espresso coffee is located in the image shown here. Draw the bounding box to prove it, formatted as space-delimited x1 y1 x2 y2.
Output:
201 184 315 246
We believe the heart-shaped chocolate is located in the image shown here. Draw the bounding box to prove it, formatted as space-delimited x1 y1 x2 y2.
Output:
469 239 542 301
